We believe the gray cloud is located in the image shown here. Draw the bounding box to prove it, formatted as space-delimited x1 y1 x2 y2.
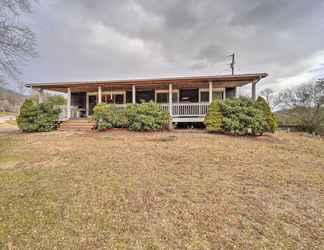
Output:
19 0 324 92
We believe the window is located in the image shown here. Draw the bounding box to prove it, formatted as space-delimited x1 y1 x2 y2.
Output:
114 94 124 104
103 94 113 103
156 93 168 103
172 92 178 103
180 89 199 102
136 90 155 103
212 91 223 100
200 91 209 102
156 92 178 103
102 93 125 104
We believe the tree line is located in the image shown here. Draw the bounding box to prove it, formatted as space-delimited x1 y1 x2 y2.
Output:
261 79 324 134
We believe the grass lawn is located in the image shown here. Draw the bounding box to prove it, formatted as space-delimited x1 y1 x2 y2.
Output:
0 131 323 249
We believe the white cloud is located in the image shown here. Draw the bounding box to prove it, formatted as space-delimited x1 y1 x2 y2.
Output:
265 50 324 91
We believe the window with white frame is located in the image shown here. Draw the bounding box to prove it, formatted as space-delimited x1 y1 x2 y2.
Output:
199 88 224 102
91 92 126 104
212 91 223 100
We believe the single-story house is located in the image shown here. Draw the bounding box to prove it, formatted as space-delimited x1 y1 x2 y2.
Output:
26 73 268 123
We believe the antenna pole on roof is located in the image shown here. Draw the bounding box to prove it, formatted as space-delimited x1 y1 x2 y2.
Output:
229 53 235 75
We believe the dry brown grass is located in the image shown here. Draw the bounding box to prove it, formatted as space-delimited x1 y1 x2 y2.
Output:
0 131 323 249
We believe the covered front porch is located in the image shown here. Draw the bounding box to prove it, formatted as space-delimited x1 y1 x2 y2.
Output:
30 74 267 123
61 85 233 122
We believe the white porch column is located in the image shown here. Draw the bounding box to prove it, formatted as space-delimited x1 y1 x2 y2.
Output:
98 86 102 104
86 93 89 117
38 89 44 104
252 82 256 101
169 83 173 116
209 81 213 104
67 88 71 119
132 85 136 104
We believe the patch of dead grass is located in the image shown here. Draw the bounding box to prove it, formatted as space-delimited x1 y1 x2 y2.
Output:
0 131 323 249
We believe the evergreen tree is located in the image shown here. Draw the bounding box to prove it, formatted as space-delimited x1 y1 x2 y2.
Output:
255 96 277 133
204 100 223 132
17 99 60 132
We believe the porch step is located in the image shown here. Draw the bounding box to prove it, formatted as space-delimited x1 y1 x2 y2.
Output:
58 119 96 131
62 119 93 124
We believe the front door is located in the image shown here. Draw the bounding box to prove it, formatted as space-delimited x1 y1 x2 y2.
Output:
89 95 97 116
71 92 87 118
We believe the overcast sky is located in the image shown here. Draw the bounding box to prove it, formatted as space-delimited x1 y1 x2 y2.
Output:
10 0 324 93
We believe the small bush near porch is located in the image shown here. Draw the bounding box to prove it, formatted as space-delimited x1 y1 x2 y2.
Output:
205 97 277 136
92 103 128 131
17 99 60 132
93 102 171 132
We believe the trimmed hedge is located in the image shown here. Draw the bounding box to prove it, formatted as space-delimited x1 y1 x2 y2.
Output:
93 102 170 132
17 99 60 132
205 97 270 136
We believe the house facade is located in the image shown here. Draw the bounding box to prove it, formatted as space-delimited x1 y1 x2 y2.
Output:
26 73 267 123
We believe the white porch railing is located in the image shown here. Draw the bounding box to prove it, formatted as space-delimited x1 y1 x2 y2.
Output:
115 103 209 117
160 104 169 113
161 103 209 117
58 103 210 121
57 105 80 121
56 105 68 121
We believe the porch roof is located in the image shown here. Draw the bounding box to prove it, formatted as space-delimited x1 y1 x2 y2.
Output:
26 73 268 93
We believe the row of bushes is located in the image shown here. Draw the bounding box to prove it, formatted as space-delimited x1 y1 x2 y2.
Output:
93 102 171 131
17 97 276 136
17 99 60 132
204 97 277 136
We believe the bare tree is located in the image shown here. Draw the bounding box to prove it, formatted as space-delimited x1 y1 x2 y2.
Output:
274 80 324 133
0 0 37 82
260 88 275 110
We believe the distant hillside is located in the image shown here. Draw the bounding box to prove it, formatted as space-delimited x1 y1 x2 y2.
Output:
0 86 26 113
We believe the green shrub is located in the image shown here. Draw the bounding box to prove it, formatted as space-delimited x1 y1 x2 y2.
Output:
92 102 170 132
255 96 277 133
47 95 67 106
126 102 171 131
17 99 60 132
204 100 223 132
92 103 128 131
221 97 267 136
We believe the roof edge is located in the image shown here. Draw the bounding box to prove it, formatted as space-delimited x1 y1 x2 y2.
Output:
26 73 268 88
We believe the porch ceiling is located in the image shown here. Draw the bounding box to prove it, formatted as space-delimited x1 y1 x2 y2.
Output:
27 73 267 93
